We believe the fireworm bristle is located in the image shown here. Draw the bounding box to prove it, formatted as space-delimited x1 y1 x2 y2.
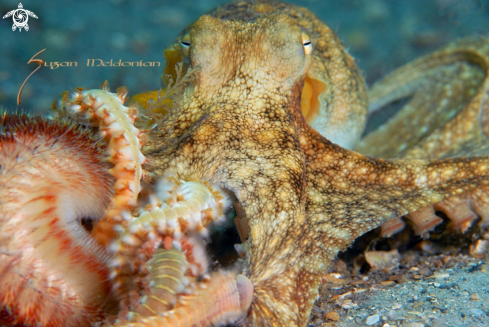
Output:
115 272 253 327
55 86 244 327
142 176 231 239
56 86 147 247
0 115 116 326
111 176 231 272
109 176 231 306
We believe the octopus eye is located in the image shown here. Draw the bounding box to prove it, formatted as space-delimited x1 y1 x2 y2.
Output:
301 31 313 55
180 33 191 58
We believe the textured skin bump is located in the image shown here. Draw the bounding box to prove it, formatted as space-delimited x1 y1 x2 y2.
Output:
11 1 488 326
0 115 116 327
356 37 489 238
139 1 489 325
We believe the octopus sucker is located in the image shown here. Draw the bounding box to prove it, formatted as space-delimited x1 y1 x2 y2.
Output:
0 115 116 326
395 187 489 238
379 216 408 238
2 1 489 326
142 1 489 325
404 206 443 236
356 37 489 240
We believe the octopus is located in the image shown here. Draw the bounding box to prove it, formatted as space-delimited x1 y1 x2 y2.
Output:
2 0 489 326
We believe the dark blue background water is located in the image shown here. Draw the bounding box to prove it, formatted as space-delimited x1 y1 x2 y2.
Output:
0 0 488 113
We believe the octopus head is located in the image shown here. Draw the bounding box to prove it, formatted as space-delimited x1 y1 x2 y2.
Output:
182 14 313 99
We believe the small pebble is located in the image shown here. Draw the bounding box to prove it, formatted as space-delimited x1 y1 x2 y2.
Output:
366 314 380 325
403 323 425 327
431 272 449 279
323 311 340 322
470 293 480 301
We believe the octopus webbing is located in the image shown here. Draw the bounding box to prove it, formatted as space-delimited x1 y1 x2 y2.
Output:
1 0 489 326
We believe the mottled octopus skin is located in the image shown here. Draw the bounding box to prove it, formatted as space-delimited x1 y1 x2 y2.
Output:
2 1 489 326
357 37 489 160
56 86 249 327
0 114 250 327
139 1 489 326
0 116 116 326
356 37 489 236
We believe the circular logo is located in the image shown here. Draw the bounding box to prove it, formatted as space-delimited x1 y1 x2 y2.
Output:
2 3 38 32
13 9 28 28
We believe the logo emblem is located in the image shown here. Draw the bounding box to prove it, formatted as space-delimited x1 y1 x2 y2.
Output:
2 3 38 32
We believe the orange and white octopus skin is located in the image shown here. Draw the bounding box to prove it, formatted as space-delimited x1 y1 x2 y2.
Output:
2 0 489 326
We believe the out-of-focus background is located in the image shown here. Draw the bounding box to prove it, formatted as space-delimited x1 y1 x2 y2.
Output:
0 0 488 113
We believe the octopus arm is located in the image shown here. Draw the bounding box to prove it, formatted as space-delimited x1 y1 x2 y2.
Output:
356 37 489 159
304 129 489 243
287 126 489 326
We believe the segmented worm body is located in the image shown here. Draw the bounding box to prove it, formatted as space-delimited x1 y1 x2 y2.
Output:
131 248 189 319
1 85 254 327
116 271 253 327
111 175 233 314
0 116 116 326
120 175 231 250
56 86 252 327
56 83 148 246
